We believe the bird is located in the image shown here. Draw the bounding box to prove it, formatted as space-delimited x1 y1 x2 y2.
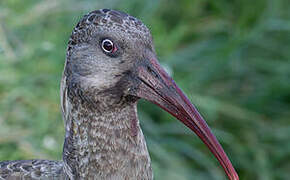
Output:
0 9 239 180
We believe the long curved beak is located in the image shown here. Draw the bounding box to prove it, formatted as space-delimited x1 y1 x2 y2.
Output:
132 58 239 180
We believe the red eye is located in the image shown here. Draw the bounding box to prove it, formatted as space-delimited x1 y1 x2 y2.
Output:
101 39 117 53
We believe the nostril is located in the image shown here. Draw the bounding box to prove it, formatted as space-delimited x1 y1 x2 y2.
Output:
146 65 152 73
146 65 159 78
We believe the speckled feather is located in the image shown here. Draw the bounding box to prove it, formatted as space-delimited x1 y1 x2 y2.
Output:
0 160 64 179
0 9 154 180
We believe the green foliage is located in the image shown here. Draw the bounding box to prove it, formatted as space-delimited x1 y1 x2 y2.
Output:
0 0 289 179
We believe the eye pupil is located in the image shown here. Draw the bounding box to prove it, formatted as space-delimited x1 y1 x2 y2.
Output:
102 39 114 53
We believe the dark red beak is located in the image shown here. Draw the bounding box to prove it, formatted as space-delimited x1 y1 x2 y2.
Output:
131 58 239 180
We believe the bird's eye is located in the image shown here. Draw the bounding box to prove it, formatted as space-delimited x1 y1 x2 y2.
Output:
101 39 117 54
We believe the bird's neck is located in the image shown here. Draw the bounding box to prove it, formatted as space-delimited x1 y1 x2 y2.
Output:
62 99 153 179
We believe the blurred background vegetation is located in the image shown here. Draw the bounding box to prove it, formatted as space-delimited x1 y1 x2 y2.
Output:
0 0 290 179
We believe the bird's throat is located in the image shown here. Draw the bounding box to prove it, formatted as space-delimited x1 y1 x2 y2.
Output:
62 100 153 179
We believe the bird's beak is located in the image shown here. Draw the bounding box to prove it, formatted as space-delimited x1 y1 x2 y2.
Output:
131 58 239 180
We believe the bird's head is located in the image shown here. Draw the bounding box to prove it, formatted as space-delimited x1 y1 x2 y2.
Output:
62 9 239 180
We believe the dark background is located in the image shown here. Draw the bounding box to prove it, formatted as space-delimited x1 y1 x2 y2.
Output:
0 0 290 179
